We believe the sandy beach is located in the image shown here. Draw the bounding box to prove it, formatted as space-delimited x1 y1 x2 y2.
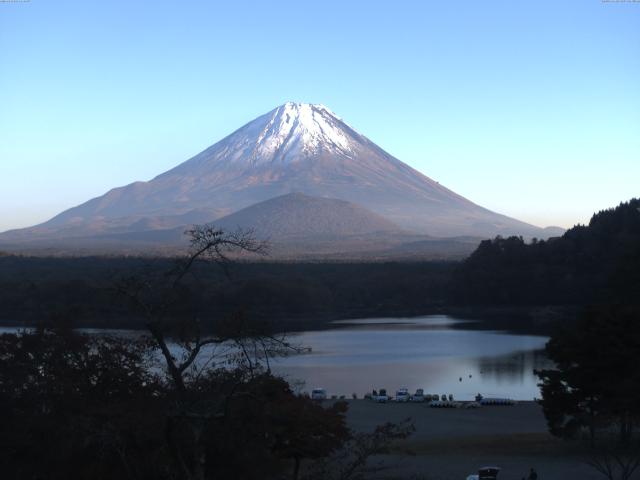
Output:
340 400 602 480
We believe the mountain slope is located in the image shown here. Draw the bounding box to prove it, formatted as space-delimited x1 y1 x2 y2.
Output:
0 193 485 259
1 102 557 243
214 192 401 239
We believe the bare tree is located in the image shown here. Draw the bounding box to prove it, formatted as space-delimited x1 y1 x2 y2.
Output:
586 439 640 480
116 224 299 480
117 225 288 388
305 419 415 480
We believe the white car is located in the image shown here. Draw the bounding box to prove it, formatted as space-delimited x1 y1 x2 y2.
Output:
311 388 327 401
395 387 410 402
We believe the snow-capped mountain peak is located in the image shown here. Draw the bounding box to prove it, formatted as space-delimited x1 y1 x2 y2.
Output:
180 102 360 171
251 102 356 163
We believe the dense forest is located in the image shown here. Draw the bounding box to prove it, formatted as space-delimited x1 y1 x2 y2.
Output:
0 257 454 330
451 198 640 308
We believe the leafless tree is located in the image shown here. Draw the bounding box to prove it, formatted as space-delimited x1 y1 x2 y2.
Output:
305 419 415 480
116 224 300 480
586 442 640 480
117 225 296 387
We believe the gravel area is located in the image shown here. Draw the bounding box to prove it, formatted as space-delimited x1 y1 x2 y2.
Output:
336 400 603 480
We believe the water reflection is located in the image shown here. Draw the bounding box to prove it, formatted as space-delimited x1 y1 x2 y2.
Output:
477 349 553 387
271 315 549 400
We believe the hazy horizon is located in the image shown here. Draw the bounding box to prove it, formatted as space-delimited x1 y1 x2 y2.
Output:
1 1 639 232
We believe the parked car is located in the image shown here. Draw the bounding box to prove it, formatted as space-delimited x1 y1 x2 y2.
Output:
395 387 410 402
410 388 425 402
375 388 389 403
466 466 501 480
311 388 327 400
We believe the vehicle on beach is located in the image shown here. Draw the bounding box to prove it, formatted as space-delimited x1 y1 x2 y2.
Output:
410 388 425 402
395 387 410 402
466 466 501 480
375 388 389 403
311 388 327 400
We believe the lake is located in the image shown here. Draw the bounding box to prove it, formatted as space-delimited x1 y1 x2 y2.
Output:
0 315 551 400
270 315 551 400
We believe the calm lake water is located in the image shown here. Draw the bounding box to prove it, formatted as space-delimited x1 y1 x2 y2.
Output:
0 315 551 400
270 316 551 400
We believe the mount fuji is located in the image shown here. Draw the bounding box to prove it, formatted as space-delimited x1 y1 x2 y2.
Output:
0 102 562 254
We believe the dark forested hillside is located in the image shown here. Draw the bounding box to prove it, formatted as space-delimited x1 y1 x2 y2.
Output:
451 198 640 306
0 257 454 329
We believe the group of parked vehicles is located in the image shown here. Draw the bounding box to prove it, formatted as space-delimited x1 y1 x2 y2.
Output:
310 387 515 407
370 388 457 403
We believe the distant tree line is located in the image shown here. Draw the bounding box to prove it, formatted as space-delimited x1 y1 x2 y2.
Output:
0 257 454 330
3 199 638 333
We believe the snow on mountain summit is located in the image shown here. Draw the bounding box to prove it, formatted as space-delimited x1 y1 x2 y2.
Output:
174 102 360 172
255 102 355 159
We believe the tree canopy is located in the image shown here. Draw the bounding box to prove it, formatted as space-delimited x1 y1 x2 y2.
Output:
536 307 640 445
451 198 640 307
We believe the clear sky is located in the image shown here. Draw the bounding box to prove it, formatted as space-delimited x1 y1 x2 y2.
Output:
1 0 638 232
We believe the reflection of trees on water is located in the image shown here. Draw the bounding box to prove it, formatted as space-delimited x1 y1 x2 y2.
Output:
476 349 552 385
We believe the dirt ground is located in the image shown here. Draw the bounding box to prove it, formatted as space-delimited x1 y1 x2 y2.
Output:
340 400 604 480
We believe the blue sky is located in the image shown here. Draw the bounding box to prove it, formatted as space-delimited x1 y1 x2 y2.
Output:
1 0 638 231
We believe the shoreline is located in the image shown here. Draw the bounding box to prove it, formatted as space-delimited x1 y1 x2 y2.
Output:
0 304 576 336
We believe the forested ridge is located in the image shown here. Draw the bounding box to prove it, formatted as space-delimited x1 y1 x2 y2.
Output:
451 198 640 307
